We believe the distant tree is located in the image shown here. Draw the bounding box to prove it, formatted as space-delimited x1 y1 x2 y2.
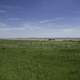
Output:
48 38 55 41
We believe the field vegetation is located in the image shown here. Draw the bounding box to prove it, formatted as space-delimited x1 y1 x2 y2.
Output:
0 40 80 80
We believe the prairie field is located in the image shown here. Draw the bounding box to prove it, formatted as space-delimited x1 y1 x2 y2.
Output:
0 40 80 80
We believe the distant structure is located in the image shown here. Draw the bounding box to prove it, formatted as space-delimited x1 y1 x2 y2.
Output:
48 38 55 41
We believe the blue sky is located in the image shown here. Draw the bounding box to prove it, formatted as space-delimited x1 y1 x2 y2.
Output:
0 0 80 38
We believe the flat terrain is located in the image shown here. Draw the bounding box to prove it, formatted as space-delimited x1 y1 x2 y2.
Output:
0 40 80 80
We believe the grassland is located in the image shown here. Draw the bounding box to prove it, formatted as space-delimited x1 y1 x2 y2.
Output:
0 40 80 80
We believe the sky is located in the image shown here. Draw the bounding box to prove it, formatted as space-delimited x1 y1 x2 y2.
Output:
0 0 80 38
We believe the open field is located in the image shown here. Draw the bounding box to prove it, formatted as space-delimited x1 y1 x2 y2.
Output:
0 40 80 80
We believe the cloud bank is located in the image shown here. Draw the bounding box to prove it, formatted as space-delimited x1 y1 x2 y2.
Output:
0 21 80 38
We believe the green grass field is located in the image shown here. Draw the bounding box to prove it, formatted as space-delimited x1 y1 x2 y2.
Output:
0 40 80 80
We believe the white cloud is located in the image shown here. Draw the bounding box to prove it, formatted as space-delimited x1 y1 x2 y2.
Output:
63 28 73 33
23 23 41 31
0 27 25 31
7 18 21 21
40 20 52 23
0 23 7 27
0 5 24 10
0 10 6 13
40 17 64 23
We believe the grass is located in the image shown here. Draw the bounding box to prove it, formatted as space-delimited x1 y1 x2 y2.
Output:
0 40 80 80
